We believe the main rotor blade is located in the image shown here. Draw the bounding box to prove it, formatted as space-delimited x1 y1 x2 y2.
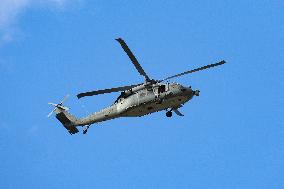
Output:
77 83 143 99
160 60 226 81
116 38 150 81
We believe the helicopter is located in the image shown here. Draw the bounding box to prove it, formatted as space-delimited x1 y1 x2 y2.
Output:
48 38 226 135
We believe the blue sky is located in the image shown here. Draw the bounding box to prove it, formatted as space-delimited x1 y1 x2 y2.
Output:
0 0 283 188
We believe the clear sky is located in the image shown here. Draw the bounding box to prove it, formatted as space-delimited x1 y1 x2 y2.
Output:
0 0 283 188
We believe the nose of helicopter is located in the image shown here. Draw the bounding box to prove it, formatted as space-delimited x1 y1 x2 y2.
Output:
181 86 200 97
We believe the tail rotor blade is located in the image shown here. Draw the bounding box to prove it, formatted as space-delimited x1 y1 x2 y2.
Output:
47 107 57 117
60 94 70 105
48 102 58 106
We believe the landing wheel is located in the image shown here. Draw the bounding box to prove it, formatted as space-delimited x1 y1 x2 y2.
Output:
166 111 172 117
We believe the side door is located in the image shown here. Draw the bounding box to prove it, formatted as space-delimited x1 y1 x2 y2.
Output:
137 90 147 105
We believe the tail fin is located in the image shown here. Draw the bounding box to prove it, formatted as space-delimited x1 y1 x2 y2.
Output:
55 111 79 135
48 95 79 135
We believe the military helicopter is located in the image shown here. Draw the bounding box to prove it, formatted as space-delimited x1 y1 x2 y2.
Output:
48 38 226 135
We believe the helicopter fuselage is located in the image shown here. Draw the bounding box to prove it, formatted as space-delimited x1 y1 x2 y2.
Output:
76 83 197 126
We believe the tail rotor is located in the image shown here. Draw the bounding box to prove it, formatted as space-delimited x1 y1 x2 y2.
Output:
47 95 70 117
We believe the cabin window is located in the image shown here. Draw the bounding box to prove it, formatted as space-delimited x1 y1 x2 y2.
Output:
158 85 166 94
